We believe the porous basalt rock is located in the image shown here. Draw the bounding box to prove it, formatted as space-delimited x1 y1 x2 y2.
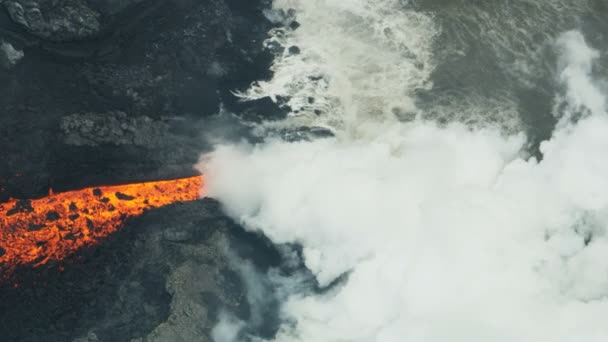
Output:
61 199 276 342
4 0 101 42
60 111 170 147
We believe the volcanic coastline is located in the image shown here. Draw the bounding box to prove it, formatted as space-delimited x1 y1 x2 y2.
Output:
0 0 287 341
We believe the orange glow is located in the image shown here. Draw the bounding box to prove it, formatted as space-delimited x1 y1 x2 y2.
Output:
0 176 204 276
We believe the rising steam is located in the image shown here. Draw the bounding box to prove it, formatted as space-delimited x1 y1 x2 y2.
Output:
200 1 608 340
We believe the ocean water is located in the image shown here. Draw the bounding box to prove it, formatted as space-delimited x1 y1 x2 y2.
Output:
200 1 608 341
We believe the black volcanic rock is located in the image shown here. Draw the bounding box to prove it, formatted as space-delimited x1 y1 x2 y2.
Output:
0 199 283 342
2 0 155 42
0 2 290 340
4 0 101 42
88 0 148 15
0 0 279 199
60 111 170 147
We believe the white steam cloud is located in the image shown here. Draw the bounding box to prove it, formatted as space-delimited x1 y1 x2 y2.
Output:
201 1 608 341
211 312 246 342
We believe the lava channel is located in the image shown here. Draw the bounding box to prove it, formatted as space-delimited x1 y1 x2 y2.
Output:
0 176 204 277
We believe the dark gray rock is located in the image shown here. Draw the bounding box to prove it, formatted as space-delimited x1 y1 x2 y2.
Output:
4 0 101 42
0 0 278 201
0 1 285 340
0 199 284 342
88 0 148 15
60 111 170 147
288 45 300 55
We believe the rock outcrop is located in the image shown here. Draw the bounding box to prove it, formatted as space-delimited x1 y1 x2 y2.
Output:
0 199 283 342
0 0 278 200
4 0 101 42
60 111 170 147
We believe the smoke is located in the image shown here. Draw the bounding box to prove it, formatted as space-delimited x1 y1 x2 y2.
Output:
210 243 276 342
211 241 316 342
200 0 608 340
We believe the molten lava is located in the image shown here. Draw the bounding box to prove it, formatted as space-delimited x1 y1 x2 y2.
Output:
0 176 204 276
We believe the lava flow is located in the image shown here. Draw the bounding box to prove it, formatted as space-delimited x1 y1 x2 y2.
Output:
0 176 204 277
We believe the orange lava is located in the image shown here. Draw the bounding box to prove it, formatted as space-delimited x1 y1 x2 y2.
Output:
0 176 204 276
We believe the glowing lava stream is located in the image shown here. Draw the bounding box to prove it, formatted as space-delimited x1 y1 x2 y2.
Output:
0 176 204 276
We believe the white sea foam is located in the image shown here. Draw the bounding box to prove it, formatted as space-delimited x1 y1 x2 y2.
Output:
240 0 438 134
202 1 608 340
